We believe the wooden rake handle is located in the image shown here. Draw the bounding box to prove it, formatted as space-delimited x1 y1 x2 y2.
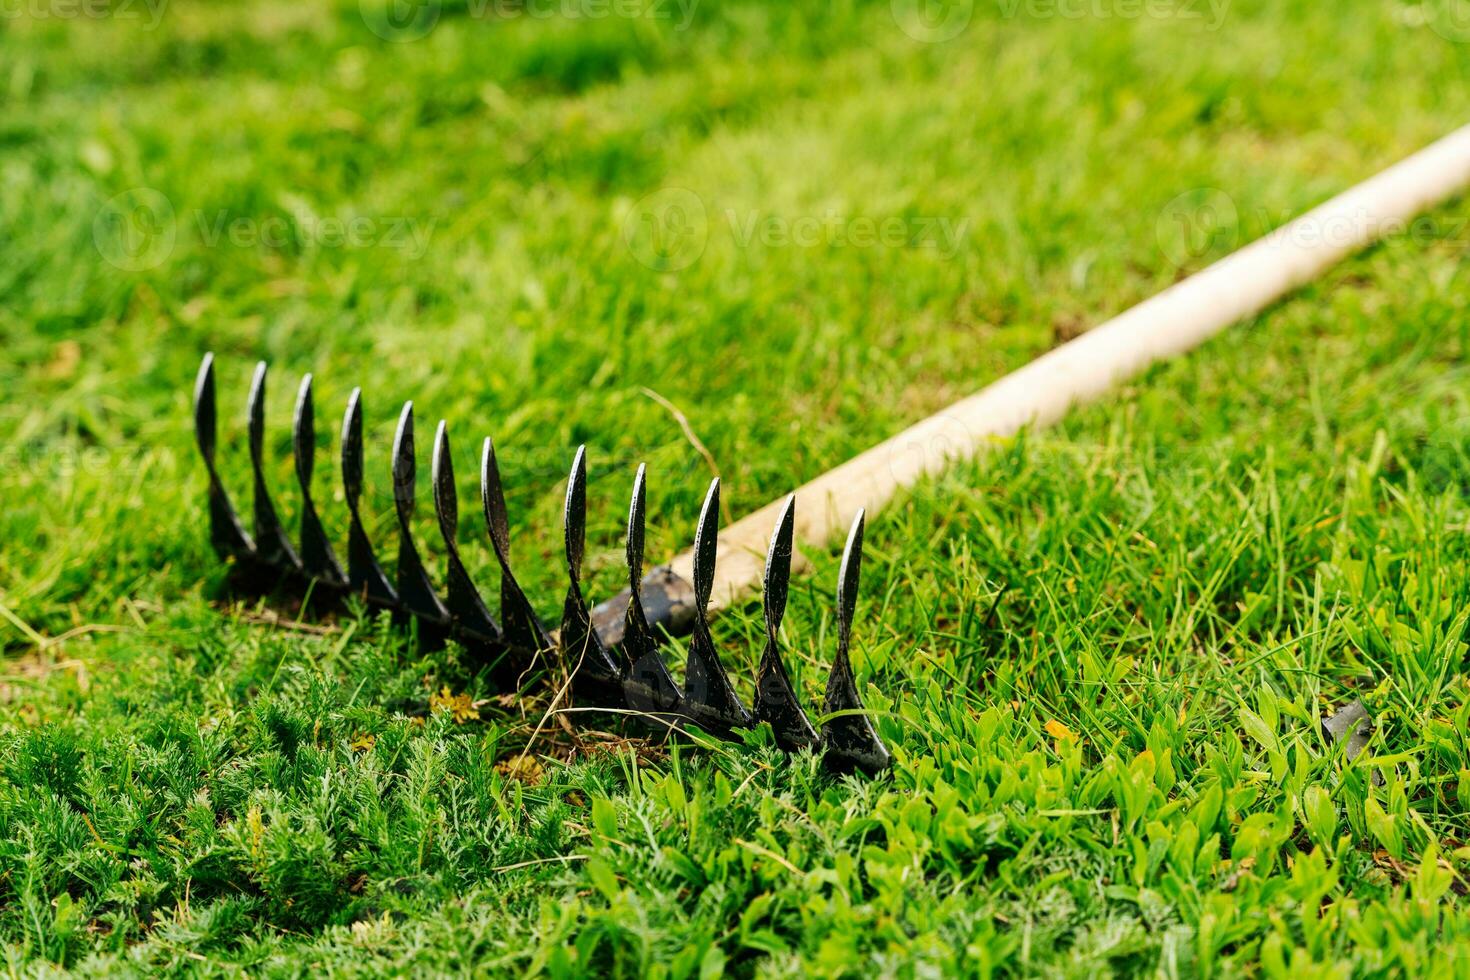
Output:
674 124 1470 614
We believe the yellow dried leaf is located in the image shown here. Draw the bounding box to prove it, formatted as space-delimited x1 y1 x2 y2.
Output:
429 685 480 724
496 755 544 786
1044 719 1076 742
350 732 376 753
450 694 479 724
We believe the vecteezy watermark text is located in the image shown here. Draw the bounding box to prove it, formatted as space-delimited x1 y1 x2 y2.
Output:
0 0 167 25
359 0 697 42
92 188 436 272
622 187 970 271
725 210 969 254
193 211 435 256
1156 186 1470 269
994 0 1228 28
891 0 1227 42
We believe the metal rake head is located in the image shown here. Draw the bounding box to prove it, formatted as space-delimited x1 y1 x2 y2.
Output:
192 354 891 775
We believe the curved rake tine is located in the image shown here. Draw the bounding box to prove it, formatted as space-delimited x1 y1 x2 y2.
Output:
681 478 753 734
292 375 347 589
246 362 302 573
621 464 683 719
752 496 819 752
482 438 551 654
559 447 621 695
193 353 256 561
820 510 892 775
431 422 503 658
391 403 451 638
340 388 398 607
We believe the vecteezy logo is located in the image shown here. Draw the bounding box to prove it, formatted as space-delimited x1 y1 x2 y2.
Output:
359 0 441 42
93 187 176 272
622 188 709 272
1425 0 1470 42
891 0 974 42
1155 187 1239 270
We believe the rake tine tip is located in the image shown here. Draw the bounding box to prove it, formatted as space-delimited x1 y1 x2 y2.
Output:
762 494 796 636
292 374 316 485
341 388 365 501
626 463 648 589
480 437 511 559
821 508 891 776
195 351 215 393
564 447 588 576
692 478 720 609
430 419 457 537
391 402 418 511
193 353 217 459
432 418 450 469
837 510 865 636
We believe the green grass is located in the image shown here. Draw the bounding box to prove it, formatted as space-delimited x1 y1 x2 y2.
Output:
7 0 1470 973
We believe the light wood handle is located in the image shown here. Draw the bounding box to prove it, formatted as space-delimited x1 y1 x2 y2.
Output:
672 124 1470 613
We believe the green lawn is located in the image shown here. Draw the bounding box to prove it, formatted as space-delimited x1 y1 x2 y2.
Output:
6 0 1470 973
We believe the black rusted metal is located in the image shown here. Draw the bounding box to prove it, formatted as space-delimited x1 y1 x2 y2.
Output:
559 445 624 703
341 389 399 608
621 465 685 722
481 437 552 656
246 363 302 573
821 511 893 775
390 404 452 647
192 354 892 775
751 497 821 753
680 479 754 736
193 354 256 565
432 420 512 671
293 375 348 589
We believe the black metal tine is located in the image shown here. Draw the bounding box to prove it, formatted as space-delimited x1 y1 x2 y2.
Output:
680 478 753 734
752 496 820 752
390 403 452 633
621 464 684 719
340 388 398 608
431 422 503 656
820 510 892 775
559 447 622 695
246 362 302 572
193 353 256 560
482 438 552 654
292 374 347 589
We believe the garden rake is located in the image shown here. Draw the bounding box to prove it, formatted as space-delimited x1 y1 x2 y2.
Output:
193 354 891 775
192 124 1470 778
